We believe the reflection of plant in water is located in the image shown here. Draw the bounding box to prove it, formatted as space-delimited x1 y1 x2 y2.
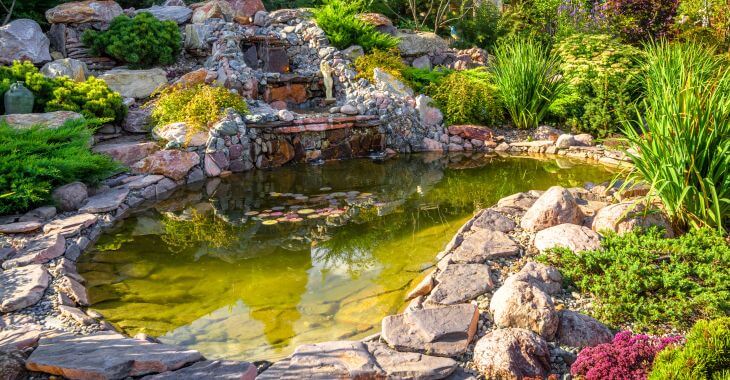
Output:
161 209 241 252
94 234 135 252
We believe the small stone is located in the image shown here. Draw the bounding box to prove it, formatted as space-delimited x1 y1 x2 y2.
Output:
405 271 434 301
58 305 96 325
340 104 358 115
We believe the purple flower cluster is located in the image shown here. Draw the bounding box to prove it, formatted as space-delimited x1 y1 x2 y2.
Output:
571 331 683 380
557 0 609 33
604 0 680 43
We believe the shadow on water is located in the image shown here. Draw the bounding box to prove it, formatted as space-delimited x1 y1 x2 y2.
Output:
78 153 614 361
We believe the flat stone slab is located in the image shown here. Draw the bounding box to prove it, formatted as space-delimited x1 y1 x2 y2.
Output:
93 138 160 167
426 263 493 305
382 303 479 357
0 264 50 312
124 174 165 190
43 213 98 237
258 340 383 379
0 325 46 351
472 209 516 232
26 332 204 379
452 229 519 263
534 223 601 253
142 360 257 379
79 188 129 213
2 234 65 269
366 341 457 379
0 221 42 234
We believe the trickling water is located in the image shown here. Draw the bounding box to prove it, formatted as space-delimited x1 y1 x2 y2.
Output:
79 154 614 361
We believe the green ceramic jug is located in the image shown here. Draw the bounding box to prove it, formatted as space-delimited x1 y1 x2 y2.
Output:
4 82 34 114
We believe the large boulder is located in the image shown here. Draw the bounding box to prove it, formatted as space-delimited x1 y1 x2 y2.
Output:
191 0 264 24
592 201 674 237
0 19 51 65
52 182 89 212
489 279 559 339
40 58 88 82
521 186 583 232
556 310 614 349
0 264 50 312
132 149 200 180
507 262 563 295
451 229 520 263
0 111 83 129
357 13 396 35
135 5 192 24
397 31 449 56
98 68 168 99
92 138 160 166
534 223 602 253
473 328 551 380
45 0 124 25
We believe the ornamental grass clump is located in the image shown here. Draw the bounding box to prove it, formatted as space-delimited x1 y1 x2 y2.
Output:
491 37 565 129
571 331 683 380
313 0 398 53
622 41 730 231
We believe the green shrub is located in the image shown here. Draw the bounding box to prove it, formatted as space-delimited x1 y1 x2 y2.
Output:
649 318 730 380
151 84 249 134
550 33 643 136
313 0 398 53
539 227 730 332
428 68 502 126
491 37 565 129
354 48 407 81
451 1 502 50
0 61 125 122
82 12 181 69
0 119 120 214
402 67 452 94
623 41 730 230
675 0 730 54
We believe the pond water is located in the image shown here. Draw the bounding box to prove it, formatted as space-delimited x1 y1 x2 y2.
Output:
79 153 614 362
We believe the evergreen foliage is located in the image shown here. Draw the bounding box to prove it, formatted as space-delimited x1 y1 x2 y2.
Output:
151 84 249 134
428 68 503 126
354 48 407 82
313 0 398 53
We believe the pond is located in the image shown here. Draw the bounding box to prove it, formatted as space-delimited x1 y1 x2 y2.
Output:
78 153 614 362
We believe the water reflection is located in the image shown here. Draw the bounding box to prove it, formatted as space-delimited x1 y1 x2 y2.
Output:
79 153 614 361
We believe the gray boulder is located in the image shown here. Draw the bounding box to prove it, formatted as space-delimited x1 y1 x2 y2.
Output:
136 5 192 24
0 19 51 65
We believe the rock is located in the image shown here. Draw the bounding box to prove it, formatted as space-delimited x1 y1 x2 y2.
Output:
204 155 221 177
0 326 44 351
397 31 449 56
0 111 83 129
19 206 56 222
43 213 98 236
153 122 207 146
472 209 516 232
132 150 200 180
373 68 413 98
173 68 214 88
2 234 65 269
0 350 27 380
473 328 550 380
227 0 266 24
556 310 613 349
125 174 164 190
253 10 268 26
489 279 559 339
426 263 493 305
592 201 674 237
497 192 539 211
452 229 520 263
92 138 160 166
277 109 295 122
555 134 576 149
135 5 192 24
357 13 396 35
533 125 562 142
405 271 435 301
412 55 432 70
0 19 51 65
283 341 384 378
381 303 479 357
123 109 152 133
367 342 457 379
142 360 257 379
79 187 129 213
58 305 96 325
40 58 88 81
521 186 583 232
45 0 123 24
340 104 358 115
0 264 50 312
574 133 593 146
57 275 89 306
422 137 444 152
448 125 494 141
52 182 88 212
507 262 563 295
342 45 364 61
416 94 443 128
0 221 42 234
98 68 168 99
191 0 264 24
534 223 601 253
26 332 203 379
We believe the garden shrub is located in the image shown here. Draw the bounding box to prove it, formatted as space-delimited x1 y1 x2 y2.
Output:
354 48 407 82
82 12 182 69
604 0 680 43
649 317 730 380
675 0 730 54
428 68 502 126
402 67 452 94
0 61 125 122
151 84 249 135
539 227 730 332
313 0 398 53
0 119 120 214
551 33 643 137
496 0 562 45
451 1 502 50
623 41 730 230
571 331 683 380
491 37 565 129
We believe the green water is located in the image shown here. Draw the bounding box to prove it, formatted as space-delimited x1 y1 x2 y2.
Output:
79 153 614 362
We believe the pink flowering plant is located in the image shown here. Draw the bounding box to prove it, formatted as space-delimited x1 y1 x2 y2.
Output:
571 331 683 380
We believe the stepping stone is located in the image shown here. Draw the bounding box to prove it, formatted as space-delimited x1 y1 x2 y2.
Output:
43 213 98 236
452 229 519 263
79 188 129 213
0 264 50 312
26 332 203 379
257 341 383 379
381 303 479 357
142 360 257 379
473 328 550 379
0 221 42 234
472 209 516 232
366 341 457 379
2 234 65 269
426 263 493 305
534 223 601 253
